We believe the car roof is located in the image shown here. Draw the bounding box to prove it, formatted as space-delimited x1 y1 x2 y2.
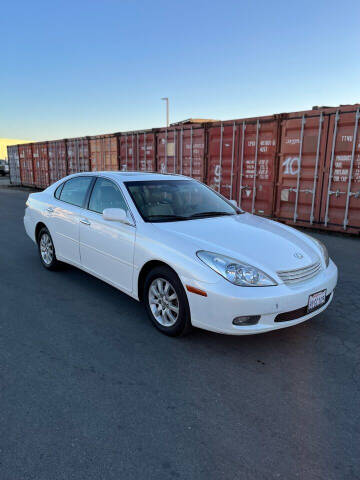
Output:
75 171 191 182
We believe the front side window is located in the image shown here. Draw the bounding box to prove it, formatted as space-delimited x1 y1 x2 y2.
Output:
59 176 93 208
125 179 241 222
88 177 128 214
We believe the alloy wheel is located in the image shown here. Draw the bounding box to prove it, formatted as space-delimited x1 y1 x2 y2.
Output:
148 278 179 327
40 233 54 265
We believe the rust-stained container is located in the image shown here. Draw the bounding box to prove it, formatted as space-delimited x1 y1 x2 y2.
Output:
156 128 178 174
206 122 239 199
48 140 67 184
7 145 21 185
178 126 206 181
19 143 35 186
320 107 360 233
275 112 329 226
66 137 90 174
119 131 156 172
155 125 206 180
118 133 137 171
90 134 119 171
32 142 50 188
206 116 280 216
136 131 156 172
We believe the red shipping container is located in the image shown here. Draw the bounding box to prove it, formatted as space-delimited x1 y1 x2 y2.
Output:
119 133 137 171
90 134 119 171
236 117 280 216
136 132 156 171
321 107 360 233
275 112 329 226
19 143 34 186
207 117 279 216
206 122 239 199
156 128 178 174
7 145 21 185
178 126 206 182
67 137 90 174
32 142 50 188
118 131 156 172
48 140 67 184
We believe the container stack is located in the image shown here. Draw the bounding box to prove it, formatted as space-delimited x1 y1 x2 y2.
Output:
8 104 360 234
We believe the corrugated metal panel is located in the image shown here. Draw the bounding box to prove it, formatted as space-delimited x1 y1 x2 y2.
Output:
32 142 49 188
119 133 136 171
236 118 280 216
206 122 239 199
275 112 329 226
206 116 279 215
66 137 90 174
178 126 206 181
7 145 21 185
48 140 67 184
90 134 118 171
321 107 360 232
137 132 156 172
156 128 178 174
118 131 156 172
19 143 34 186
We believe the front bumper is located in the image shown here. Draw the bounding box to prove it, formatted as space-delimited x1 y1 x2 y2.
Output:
182 259 338 335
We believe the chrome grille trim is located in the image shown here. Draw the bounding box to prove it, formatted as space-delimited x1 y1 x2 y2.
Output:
277 261 322 285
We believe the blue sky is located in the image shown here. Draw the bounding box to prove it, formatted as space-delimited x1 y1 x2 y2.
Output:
2 0 360 141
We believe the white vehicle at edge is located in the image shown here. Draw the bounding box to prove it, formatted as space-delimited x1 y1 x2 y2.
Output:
24 172 338 336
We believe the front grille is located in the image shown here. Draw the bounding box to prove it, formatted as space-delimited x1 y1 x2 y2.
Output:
277 261 322 285
274 294 331 322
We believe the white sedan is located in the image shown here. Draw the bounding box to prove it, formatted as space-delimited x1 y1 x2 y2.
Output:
24 172 338 336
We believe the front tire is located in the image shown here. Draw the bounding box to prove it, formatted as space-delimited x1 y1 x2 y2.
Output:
143 266 192 336
38 227 60 270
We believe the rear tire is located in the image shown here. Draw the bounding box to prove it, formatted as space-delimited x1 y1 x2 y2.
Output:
37 227 60 270
143 266 192 336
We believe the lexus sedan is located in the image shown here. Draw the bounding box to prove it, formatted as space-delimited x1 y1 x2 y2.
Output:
24 172 338 336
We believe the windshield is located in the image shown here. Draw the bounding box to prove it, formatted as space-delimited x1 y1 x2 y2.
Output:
125 179 242 222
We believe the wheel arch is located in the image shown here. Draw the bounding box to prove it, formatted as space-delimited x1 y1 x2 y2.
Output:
35 222 48 243
137 260 180 302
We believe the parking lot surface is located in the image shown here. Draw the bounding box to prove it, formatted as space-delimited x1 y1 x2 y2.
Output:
0 187 359 480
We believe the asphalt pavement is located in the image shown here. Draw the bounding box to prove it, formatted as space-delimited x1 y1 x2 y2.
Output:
0 186 359 480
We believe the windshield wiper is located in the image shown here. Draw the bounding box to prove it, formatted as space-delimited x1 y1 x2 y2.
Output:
187 211 235 219
146 214 189 222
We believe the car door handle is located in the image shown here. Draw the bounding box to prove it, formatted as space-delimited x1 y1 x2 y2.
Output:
80 219 91 226
47 207 54 213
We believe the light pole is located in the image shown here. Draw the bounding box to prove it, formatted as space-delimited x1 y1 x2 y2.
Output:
161 97 169 127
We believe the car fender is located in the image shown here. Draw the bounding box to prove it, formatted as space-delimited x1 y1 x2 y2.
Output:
132 222 221 300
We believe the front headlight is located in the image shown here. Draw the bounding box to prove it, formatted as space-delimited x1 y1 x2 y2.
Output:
196 251 277 287
304 234 329 268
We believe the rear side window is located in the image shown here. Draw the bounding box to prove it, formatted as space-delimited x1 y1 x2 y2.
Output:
59 176 93 208
54 183 64 199
88 177 128 214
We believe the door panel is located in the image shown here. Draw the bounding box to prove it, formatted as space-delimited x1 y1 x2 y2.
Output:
51 201 83 264
79 213 135 293
79 177 135 293
50 176 94 264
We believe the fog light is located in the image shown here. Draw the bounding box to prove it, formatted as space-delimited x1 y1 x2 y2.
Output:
232 315 260 326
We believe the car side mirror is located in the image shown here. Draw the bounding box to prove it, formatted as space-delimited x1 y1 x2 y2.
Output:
229 199 237 207
103 208 133 225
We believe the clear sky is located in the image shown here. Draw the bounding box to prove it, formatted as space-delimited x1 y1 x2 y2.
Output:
2 0 360 141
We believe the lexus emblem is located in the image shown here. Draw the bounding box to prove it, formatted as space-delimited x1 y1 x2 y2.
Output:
294 252 303 259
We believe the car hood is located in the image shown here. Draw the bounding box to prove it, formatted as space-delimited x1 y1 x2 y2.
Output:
152 213 320 274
